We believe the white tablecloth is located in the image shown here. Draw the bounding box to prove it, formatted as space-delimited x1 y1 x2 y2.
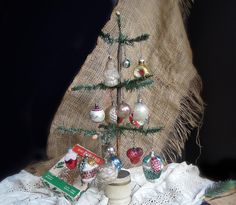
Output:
0 162 213 205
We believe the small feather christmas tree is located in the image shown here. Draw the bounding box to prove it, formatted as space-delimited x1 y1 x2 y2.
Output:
59 12 163 183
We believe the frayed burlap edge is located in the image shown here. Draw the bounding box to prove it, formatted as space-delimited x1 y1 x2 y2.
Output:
162 73 204 162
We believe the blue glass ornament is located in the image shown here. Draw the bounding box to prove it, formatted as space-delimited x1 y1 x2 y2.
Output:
142 151 163 183
108 155 123 171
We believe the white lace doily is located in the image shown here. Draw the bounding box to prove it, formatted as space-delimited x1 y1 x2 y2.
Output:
0 162 213 205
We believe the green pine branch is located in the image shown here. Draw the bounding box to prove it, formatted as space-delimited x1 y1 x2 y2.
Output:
203 180 236 199
58 123 162 137
57 126 99 137
71 83 105 91
120 76 153 91
99 32 115 45
71 75 154 92
124 34 150 46
98 123 163 135
99 31 149 45
57 126 115 144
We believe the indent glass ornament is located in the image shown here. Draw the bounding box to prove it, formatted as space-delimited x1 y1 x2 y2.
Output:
142 151 163 183
133 59 150 78
105 103 117 124
90 104 105 123
104 56 120 87
117 101 131 119
133 98 149 125
79 156 99 184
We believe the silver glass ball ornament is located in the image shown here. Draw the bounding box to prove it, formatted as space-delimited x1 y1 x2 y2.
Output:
107 145 116 155
102 143 116 157
122 58 131 68
117 101 131 119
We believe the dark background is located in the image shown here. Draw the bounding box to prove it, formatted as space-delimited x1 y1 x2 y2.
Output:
186 0 236 180
0 0 236 180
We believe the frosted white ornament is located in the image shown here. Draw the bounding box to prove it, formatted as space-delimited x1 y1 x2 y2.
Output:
133 98 149 125
104 56 120 87
90 104 105 123
96 161 118 190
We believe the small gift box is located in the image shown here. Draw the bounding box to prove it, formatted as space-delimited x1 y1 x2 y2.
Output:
42 144 104 202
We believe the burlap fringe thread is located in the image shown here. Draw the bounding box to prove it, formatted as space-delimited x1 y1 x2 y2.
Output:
178 0 194 18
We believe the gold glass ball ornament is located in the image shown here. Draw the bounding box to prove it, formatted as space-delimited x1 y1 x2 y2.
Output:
133 59 150 78
87 157 96 166
104 56 120 87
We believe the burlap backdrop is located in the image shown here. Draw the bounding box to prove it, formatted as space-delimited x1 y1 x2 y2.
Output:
26 0 203 174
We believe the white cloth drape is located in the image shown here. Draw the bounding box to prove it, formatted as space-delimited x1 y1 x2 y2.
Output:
0 162 212 205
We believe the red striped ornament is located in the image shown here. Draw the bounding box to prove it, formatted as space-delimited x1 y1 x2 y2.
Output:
151 155 161 172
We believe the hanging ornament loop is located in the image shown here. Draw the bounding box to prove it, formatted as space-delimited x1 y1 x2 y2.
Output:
132 134 135 148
